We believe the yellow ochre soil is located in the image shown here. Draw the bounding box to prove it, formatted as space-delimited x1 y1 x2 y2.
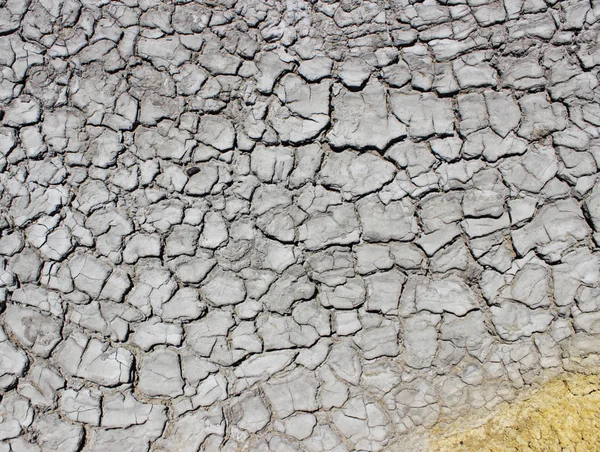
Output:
430 373 600 452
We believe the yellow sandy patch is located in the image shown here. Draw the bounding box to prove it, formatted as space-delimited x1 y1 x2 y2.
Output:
430 373 600 452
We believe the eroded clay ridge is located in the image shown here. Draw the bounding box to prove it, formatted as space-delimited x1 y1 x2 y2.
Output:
0 0 599 451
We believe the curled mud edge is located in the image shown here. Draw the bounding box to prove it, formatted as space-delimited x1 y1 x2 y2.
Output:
425 372 600 451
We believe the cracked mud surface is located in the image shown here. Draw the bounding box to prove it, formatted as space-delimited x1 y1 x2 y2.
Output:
428 373 600 451
1 0 600 451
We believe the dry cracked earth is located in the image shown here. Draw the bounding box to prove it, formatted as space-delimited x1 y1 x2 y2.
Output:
1 0 600 451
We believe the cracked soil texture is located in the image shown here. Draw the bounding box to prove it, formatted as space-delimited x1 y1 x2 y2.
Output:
1 0 600 451
428 373 600 451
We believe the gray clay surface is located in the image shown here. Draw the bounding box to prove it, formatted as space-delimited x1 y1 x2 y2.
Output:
1 0 600 451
